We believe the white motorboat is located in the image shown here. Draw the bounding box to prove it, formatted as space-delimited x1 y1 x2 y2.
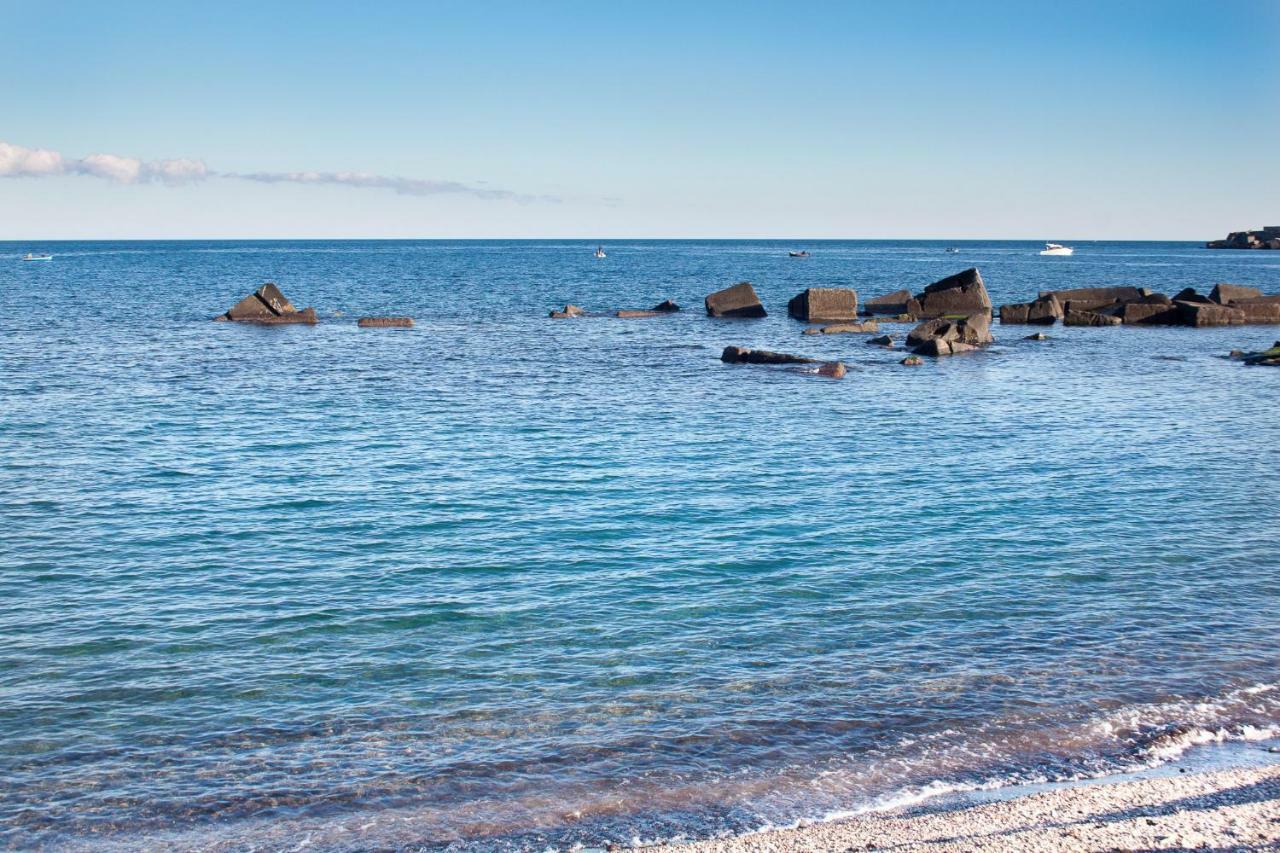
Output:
1039 243 1073 256
594 246 606 258
21 253 52 262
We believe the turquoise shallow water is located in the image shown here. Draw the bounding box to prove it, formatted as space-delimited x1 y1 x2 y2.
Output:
1 239 1279 849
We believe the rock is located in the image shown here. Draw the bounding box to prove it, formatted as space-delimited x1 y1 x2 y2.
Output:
787 287 859 322
357 316 413 328
549 304 585 319
720 346 814 365
815 361 847 379
1207 228 1280 249
651 299 681 313
1172 288 1213 304
1042 286 1142 313
1063 309 1122 327
802 320 880 335
913 268 991 318
914 338 978 357
616 309 663 318
1120 302 1182 325
215 283 317 324
862 288 916 316
1176 301 1245 327
706 282 766 318
1209 283 1263 304
868 334 894 346
900 355 923 365
906 313 993 348
1024 332 1048 340
999 293 1062 325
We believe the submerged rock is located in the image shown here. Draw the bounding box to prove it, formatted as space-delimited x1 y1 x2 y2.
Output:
215 283 317 324
1024 332 1049 340
1238 341 1280 366
651 299 681 313
549 304 585 319
787 287 859 322
867 334 894 346
357 316 414 328
900 355 924 366
802 320 880 335
720 346 845 378
705 282 766 318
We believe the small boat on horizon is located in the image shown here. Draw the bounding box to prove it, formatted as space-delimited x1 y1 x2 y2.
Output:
788 250 810 258
945 247 959 253
594 246 606 259
21 253 52 262
1039 243 1074 256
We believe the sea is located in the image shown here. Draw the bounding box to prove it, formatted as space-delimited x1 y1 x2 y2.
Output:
2 239 1278 850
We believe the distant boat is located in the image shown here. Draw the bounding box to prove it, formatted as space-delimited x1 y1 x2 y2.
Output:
1039 243 1074 256
788 250 810 258
21 253 52 262
945 247 959 253
594 246 606 259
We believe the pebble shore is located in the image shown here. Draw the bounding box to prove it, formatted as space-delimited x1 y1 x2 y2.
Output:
657 764 1280 852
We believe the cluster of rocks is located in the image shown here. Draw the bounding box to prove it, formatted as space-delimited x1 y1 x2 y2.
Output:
1207 227 1280 250
215 284 414 328
999 284 1280 328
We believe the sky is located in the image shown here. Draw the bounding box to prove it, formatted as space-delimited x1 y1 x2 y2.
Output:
1 0 1277 240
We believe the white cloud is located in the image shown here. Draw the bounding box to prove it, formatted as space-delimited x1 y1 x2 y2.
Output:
0 139 539 200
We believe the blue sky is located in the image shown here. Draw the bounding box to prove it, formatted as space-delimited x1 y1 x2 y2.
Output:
1 0 1276 239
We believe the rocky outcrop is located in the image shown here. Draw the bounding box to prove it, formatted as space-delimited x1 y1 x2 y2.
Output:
720 346 845 378
861 288 917 316
652 299 681 313
906 313 993 349
1063 309 1122 327
912 268 991 318
999 293 1062 325
1207 227 1280 249
802 320 880 335
357 316 414 328
706 282 766 318
787 287 858 322
867 334 894 346
549 304 585 319
215 283 317 324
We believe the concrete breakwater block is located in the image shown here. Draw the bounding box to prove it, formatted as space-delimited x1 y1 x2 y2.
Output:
357 317 414 328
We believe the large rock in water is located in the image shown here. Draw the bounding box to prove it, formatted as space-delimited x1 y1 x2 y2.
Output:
861 288 918 316
216 283 317 324
706 282 767 318
1120 302 1181 325
999 293 1062 325
720 346 845 378
913 268 991 318
1176 301 1246 327
1209 283 1264 304
787 287 858 321
1042 286 1142 313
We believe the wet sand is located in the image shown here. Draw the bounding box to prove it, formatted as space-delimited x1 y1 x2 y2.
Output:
657 764 1280 852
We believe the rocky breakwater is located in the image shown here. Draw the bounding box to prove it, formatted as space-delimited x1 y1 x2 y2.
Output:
214 283 317 324
705 282 767 318
720 346 846 378
1002 284 1280 328
1207 227 1280 249
858 268 991 322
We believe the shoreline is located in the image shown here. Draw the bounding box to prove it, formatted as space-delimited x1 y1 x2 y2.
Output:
654 740 1280 852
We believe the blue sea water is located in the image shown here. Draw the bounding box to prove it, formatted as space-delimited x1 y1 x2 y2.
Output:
1 239 1279 850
